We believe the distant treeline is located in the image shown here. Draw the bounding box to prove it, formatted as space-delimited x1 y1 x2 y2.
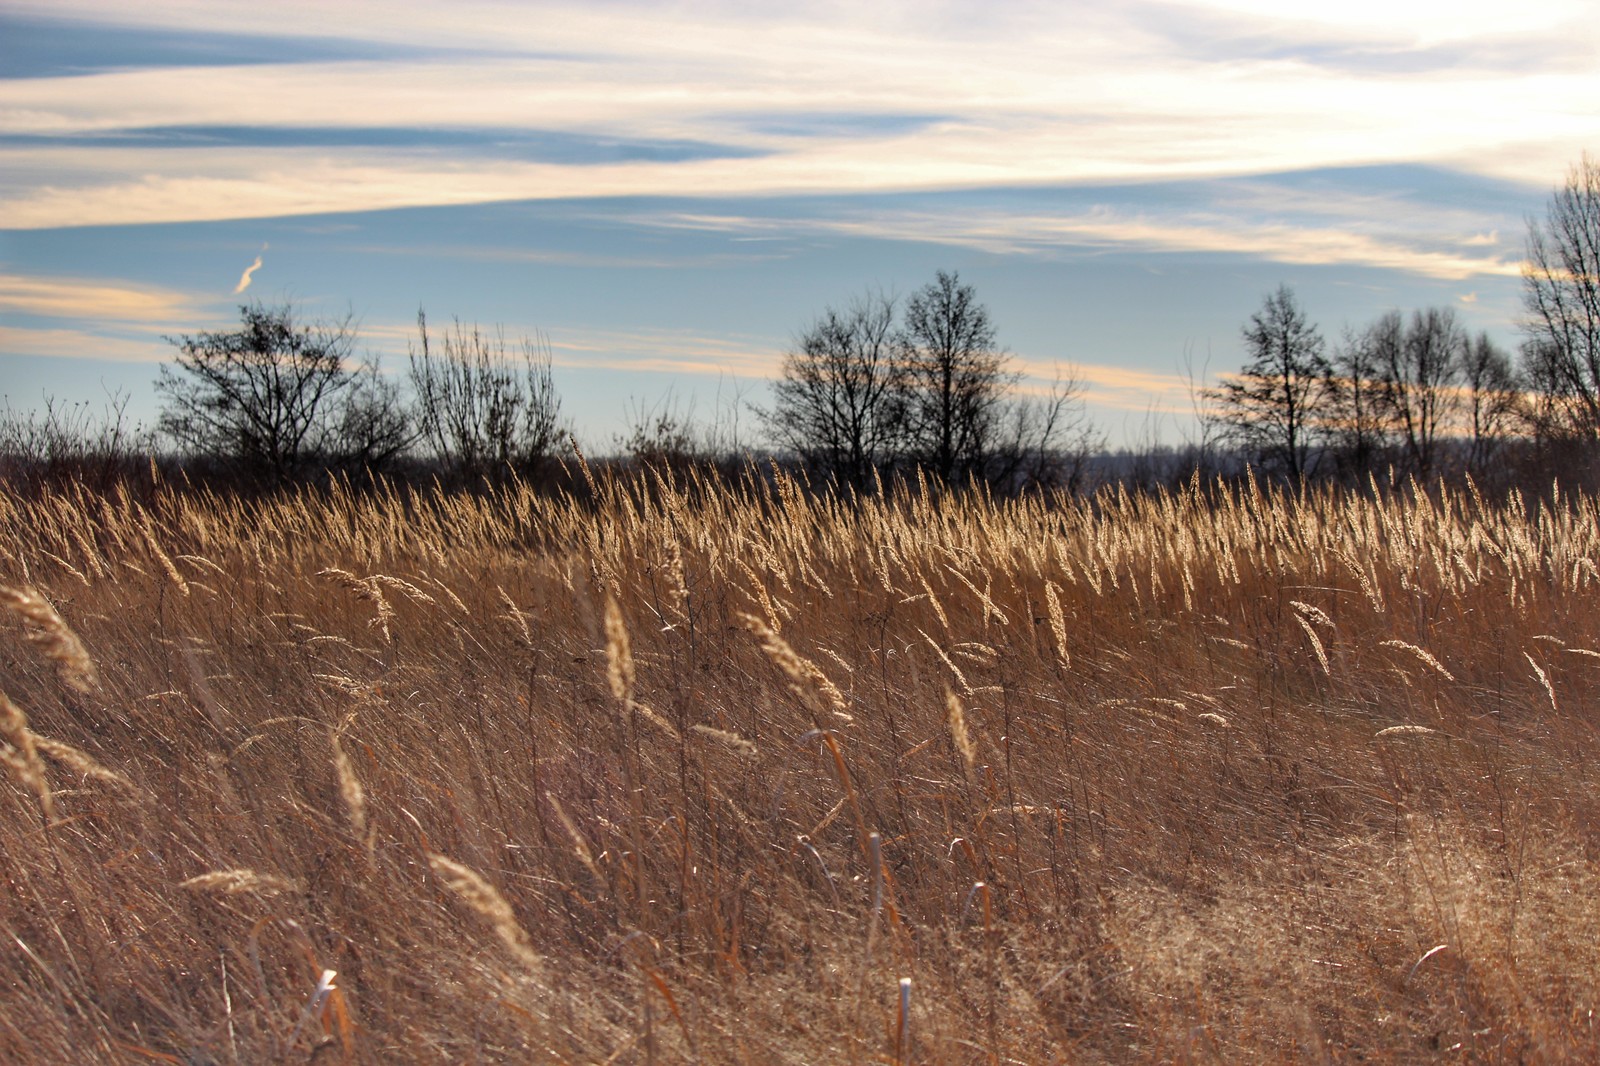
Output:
5 155 1598 500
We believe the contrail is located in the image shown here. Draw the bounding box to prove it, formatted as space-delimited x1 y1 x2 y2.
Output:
233 243 268 294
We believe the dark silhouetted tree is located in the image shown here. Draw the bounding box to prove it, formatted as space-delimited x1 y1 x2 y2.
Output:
763 291 908 489
982 365 1104 492
1462 331 1519 475
901 271 1013 484
1329 316 1394 479
1210 285 1332 479
157 302 366 480
768 273 1098 491
408 312 567 480
1522 153 1600 440
0 390 152 490
333 363 414 473
1378 307 1465 476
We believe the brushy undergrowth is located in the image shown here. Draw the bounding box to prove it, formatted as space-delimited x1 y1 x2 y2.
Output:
3 466 1599 1063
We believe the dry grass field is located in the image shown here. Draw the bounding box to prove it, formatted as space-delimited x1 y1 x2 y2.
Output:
3 465 1600 1063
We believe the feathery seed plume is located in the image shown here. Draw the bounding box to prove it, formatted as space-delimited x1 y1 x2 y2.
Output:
0 690 52 819
428 853 542 974
182 868 301 895
604 595 634 703
0 586 98 692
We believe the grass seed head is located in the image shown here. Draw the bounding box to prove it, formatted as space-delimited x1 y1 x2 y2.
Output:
690 723 758 758
1044 580 1069 669
1375 725 1442 739
181 868 301 894
139 514 190 596
1289 600 1334 629
0 690 52 820
946 689 977 770
0 586 98 693
604 595 634 703
428 853 542 974
1296 615 1331 676
33 735 132 790
739 611 849 721
331 733 367 838
1380 640 1455 682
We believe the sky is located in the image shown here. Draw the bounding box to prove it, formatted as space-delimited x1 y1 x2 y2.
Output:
2 0 1598 450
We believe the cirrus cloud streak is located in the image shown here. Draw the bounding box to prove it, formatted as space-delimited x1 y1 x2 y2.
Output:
3 0 1597 237
0 271 207 321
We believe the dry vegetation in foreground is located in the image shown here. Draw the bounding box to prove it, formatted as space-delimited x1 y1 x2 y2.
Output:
3 466 1600 1063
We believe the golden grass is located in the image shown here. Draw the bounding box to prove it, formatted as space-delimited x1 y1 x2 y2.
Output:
2 466 1600 1062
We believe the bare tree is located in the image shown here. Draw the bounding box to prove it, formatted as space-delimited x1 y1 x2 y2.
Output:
1378 307 1465 476
1 390 152 489
901 271 1014 485
157 302 359 480
616 390 719 472
1522 154 1600 439
1459 332 1519 475
333 360 414 473
1519 336 1587 444
408 312 567 480
1328 317 1394 479
983 365 1103 492
1209 285 1332 479
768 273 1100 492
763 291 908 490
1180 342 1228 479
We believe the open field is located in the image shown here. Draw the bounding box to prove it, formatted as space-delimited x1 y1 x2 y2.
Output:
3 467 1600 1063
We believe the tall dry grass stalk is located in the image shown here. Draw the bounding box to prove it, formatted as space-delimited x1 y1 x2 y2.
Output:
1525 652 1558 711
497 585 533 648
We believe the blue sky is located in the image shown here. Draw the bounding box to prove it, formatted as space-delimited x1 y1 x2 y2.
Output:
2 1 1597 448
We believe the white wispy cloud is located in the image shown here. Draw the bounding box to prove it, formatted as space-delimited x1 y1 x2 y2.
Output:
1171 0 1590 44
1019 360 1197 416
619 204 1522 280
354 317 786 379
545 327 785 379
0 324 172 365
232 243 266 293
2 1 1595 232
0 272 206 321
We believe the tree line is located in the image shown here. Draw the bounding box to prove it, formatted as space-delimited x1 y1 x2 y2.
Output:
1207 289 1520 482
6 270 1100 493
4 154 1598 494
1206 155 1599 487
